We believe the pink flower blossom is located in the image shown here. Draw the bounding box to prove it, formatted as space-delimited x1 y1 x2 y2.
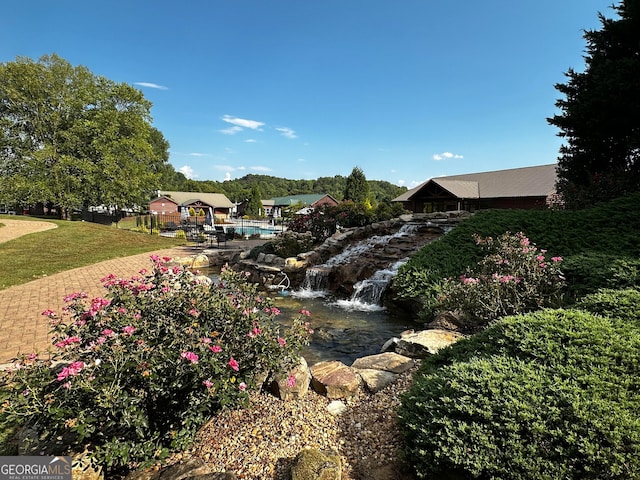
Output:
57 361 85 381
117 307 127 314
287 375 296 387
27 353 38 361
122 325 136 335
277 337 287 347
228 357 239 371
239 382 247 392
203 380 214 388
209 345 222 353
54 336 82 349
62 381 72 389
96 336 107 345
201 337 212 344
180 351 199 364
552 256 563 263
101 329 114 337
41 309 56 317
188 308 200 317
298 309 311 317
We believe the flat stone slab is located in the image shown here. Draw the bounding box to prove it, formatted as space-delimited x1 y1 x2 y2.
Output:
351 352 415 374
395 329 464 358
357 369 399 393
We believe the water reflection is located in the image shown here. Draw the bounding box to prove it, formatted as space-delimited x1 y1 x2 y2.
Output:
272 293 414 365
200 267 416 365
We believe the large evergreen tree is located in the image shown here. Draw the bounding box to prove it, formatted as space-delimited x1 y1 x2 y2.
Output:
0 54 170 218
344 166 370 203
548 0 640 208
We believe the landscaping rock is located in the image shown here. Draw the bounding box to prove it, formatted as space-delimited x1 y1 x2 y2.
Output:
290 448 341 480
395 329 464 358
270 356 311 401
357 369 399 393
351 352 415 374
326 400 348 416
310 361 359 399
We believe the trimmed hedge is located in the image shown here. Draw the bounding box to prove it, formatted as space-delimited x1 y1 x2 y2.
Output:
394 193 640 316
399 307 640 479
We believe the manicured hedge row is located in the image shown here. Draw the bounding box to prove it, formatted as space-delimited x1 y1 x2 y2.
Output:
399 292 640 479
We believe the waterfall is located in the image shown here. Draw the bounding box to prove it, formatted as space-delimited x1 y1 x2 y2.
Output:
293 223 419 300
332 259 407 311
323 223 418 267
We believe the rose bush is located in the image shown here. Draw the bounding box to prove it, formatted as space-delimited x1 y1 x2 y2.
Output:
4 257 311 470
438 232 566 329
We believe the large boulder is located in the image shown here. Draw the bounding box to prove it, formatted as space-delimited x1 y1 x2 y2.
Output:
351 352 415 374
356 369 398 393
310 361 360 399
291 448 341 480
270 356 312 401
395 329 464 358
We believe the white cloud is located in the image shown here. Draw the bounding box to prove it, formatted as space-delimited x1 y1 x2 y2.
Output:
213 164 246 172
189 152 207 157
224 172 231 181
251 166 272 172
134 82 168 90
179 165 196 179
222 115 265 131
433 151 464 161
219 126 243 135
276 127 297 139
397 179 405 186
244 139 257 143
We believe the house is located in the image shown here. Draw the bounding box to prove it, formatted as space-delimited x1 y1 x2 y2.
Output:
150 191 234 219
393 164 558 213
268 194 339 217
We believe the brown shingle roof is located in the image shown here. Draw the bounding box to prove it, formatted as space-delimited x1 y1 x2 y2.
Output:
394 164 557 201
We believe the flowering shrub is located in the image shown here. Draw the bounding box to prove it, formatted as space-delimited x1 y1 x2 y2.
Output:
4 257 311 470
438 232 565 329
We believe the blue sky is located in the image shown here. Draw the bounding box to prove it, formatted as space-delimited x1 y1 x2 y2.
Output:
2 1 613 188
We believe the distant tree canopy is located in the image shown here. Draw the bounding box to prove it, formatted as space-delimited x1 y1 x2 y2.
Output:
0 54 171 218
548 0 640 208
158 171 406 207
344 166 370 203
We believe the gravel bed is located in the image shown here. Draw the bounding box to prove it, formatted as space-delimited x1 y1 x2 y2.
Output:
170 364 420 479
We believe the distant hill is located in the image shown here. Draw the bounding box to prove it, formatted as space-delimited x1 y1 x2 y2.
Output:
158 172 407 205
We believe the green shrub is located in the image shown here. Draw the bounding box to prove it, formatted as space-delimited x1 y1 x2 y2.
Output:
574 287 640 325
175 229 186 239
562 253 640 299
437 232 565 329
4 259 311 471
270 231 314 258
394 193 640 319
399 309 640 479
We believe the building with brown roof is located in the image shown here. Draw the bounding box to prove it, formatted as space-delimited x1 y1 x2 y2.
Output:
150 191 234 219
393 164 558 213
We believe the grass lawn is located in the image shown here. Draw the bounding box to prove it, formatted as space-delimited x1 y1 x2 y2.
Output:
0 216 186 290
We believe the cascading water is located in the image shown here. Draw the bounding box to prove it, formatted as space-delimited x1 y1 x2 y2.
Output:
332 259 408 311
294 223 420 305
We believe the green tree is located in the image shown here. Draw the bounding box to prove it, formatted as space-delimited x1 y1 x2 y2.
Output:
245 184 263 217
0 54 170 218
548 1 640 208
344 166 370 203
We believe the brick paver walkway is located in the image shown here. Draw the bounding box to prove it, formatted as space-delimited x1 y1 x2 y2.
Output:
0 245 195 363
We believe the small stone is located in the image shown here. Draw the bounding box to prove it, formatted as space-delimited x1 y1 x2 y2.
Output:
326 400 348 416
